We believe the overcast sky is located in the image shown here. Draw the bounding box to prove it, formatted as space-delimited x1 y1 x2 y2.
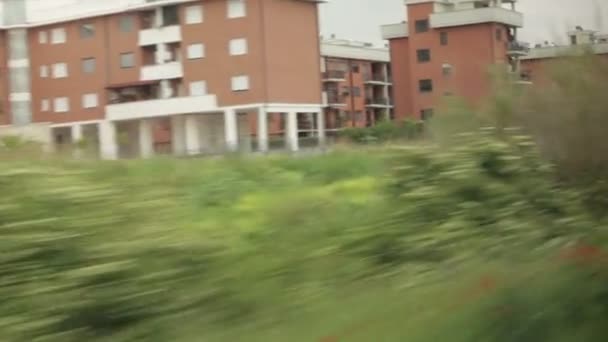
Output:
320 0 608 46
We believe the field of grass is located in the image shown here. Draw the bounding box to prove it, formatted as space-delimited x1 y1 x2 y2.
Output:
1 129 607 341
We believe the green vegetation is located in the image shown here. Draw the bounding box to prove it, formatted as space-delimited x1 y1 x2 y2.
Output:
1 129 606 341
339 119 425 144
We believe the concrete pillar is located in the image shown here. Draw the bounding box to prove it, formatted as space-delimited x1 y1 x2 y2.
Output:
257 107 268 152
154 7 163 27
184 115 201 155
71 124 83 158
224 109 238 152
317 111 326 147
171 116 186 156
139 119 154 158
99 121 118 160
286 111 299 152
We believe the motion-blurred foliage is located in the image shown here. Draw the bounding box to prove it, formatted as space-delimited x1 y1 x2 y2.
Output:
1 128 606 341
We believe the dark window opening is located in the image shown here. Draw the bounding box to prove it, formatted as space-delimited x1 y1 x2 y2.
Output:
570 35 577 45
415 19 429 33
419 79 433 93
163 5 179 26
421 108 434 121
440 32 448 46
80 23 95 39
417 49 431 63
351 64 360 73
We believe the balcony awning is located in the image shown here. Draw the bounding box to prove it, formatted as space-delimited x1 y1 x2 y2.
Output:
105 80 159 89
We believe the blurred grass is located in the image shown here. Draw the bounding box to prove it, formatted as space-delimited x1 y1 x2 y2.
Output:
1 132 607 341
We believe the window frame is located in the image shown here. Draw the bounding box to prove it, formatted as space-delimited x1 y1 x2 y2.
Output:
415 19 429 33
418 79 433 93
120 52 135 69
440 31 448 46
50 28 67 44
52 62 68 78
81 57 96 74
80 23 95 39
416 49 431 63
82 93 99 109
185 4 204 24
227 0 246 19
187 43 205 59
119 15 134 32
229 38 248 56
53 97 70 113
231 75 250 92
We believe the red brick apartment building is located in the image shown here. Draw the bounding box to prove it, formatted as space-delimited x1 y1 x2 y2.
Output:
521 27 608 84
0 0 326 159
320 38 393 132
381 0 527 121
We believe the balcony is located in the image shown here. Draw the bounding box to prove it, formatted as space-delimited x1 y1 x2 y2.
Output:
322 70 347 82
140 62 183 81
365 97 391 107
364 74 391 85
106 95 219 121
430 7 523 29
507 41 530 56
381 22 409 39
322 91 346 107
139 25 182 46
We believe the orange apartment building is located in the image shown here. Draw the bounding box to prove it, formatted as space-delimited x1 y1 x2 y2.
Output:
0 0 326 159
320 38 393 132
381 0 527 121
521 27 608 84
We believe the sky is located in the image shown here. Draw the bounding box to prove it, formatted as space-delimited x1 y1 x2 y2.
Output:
320 0 608 46
22 0 608 46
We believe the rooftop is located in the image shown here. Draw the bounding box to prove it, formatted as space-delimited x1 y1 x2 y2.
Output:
321 38 390 62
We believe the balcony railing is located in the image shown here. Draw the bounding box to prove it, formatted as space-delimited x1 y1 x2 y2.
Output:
322 70 346 81
106 95 219 121
365 97 390 106
507 41 531 55
364 74 390 84
324 91 346 106
139 25 182 46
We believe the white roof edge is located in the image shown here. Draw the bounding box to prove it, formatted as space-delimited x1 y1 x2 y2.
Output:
381 22 409 40
321 43 390 62
522 43 608 60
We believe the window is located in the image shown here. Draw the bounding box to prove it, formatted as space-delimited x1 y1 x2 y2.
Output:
440 32 448 46
163 5 179 26
351 64 360 73
187 43 205 59
51 28 66 44
82 93 98 108
495 28 503 41
41 99 50 112
82 58 96 73
417 49 431 63
119 15 134 32
231 75 249 91
421 108 434 121
570 35 577 45
229 38 248 55
227 0 246 18
80 23 95 39
54 97 69 113
419 79 433 93
52 63 68 78
185 4 203 24
40 65 48 78
120 53 135 68
38 31 48 44
189 81 207 96
352 86 361 97
415 19 429 33
442 63 453 77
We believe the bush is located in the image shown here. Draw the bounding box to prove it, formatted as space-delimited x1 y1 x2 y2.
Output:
339 119 425 144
